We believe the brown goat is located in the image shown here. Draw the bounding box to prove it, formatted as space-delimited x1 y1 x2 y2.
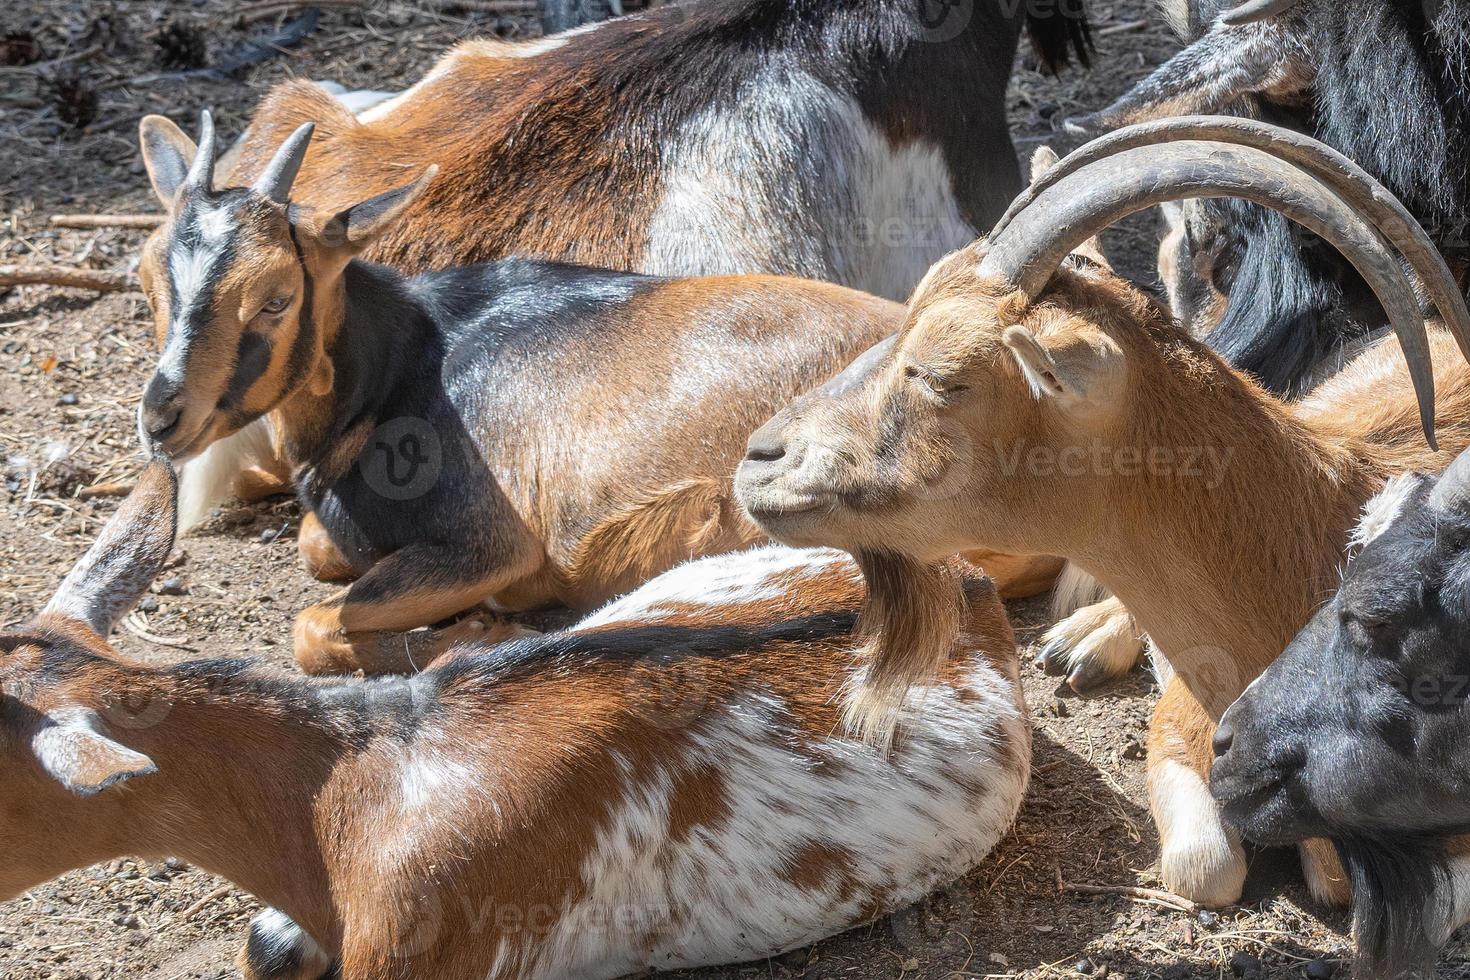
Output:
1 462 1029 979
133 115 1054 674
734 116 1470 909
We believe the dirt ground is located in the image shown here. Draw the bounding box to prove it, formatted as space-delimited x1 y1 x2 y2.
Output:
3 1 1467 978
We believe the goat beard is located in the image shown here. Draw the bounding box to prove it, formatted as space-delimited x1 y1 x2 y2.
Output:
845 550 966 747
1336 836 1449 980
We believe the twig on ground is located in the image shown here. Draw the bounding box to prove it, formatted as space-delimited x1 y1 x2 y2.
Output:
122 614 197 651
1060 881 1201 915
175 885 232 923
78 482 134 500
0 264 130 292
50 214 163 230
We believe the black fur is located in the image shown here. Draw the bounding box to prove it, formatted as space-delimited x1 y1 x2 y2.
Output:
432 609 860 691
1184 1 1470 394
1337 837 1449 980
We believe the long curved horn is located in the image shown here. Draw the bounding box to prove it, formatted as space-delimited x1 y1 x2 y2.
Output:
185 110 216 194
251 121 315 204
976 139 1440 447
992 116 1470 364
1430 445 1470 514
1221 0 1302 26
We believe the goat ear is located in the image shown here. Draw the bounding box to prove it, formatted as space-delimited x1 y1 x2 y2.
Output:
1062 22 1311 135
31 710 157 796
45 460 178 638
314 166 438 256
1002 325 1118 406
139 116 197 209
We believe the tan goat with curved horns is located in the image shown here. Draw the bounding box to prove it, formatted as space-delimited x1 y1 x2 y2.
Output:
736 116 1470 909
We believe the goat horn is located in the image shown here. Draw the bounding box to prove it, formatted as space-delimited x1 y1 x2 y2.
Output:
994 115 1470 366
1220 0 1301 26
185 109 216 194
251 121 315 205
976 137 1440 447
1430 445 1470 513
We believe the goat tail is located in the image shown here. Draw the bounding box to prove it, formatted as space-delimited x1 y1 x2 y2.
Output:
844 551 967 747
1024 0 1092 74
1336 836 1448 980
1050 561 1109 619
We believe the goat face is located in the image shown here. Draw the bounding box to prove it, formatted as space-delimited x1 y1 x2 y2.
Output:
135 112 433 460
1213 469 1470 846
736 245 1134 564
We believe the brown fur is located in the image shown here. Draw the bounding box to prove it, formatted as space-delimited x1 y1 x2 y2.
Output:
0 546 1020 978
738 238 1470 904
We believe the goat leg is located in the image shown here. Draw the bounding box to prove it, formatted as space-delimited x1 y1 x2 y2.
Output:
292 541 540 676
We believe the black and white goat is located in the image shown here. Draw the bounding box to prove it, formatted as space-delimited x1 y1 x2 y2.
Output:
1213 446 1470 979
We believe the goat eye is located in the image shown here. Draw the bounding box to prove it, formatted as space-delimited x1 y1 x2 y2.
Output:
260 295 292 316
905 365 968 397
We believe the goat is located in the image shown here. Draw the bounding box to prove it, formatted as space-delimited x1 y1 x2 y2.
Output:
1 460 1029 980
225 0 1089 299
153 0 1091 599
1037 0 1470 695
1213 445 1470 979
733 115 1470 911
132 116 1057 674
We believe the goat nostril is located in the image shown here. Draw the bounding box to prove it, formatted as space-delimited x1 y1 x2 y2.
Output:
1212 723 1235 758
744 438 787 464
144 402 182 442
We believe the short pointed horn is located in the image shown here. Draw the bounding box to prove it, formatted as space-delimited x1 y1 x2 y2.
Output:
994 116 1470 365
977 136 1440 447
185 110 216 194
1221 0 1302 26
251 121 315 204
1430 445 1470 514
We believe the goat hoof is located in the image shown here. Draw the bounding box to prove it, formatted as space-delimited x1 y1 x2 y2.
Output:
293 612 357 675
1035 610 1145 695
238 908 334 980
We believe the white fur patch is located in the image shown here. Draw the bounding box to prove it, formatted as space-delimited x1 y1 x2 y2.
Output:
1151 758 1246 906
575 545 852 629
511 665 1027 978
1351 473 1424 549
644 66 975 301
245 908 334 978
176 417 278 531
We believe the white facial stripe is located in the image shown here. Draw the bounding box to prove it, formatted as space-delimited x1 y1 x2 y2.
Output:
161 205 240 379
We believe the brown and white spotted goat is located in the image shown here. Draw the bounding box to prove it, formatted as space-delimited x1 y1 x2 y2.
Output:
0 462 1029 980
736 117 1470 909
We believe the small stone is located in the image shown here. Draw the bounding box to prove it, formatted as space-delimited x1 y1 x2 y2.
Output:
1304 960 1336 980
156 578 187 596
1075 958 1096 975
989 952 1009 967
137 596 159 613
57 393 78 406
113 913 139 929
1196 909 1219 929
1229 952 1262 977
